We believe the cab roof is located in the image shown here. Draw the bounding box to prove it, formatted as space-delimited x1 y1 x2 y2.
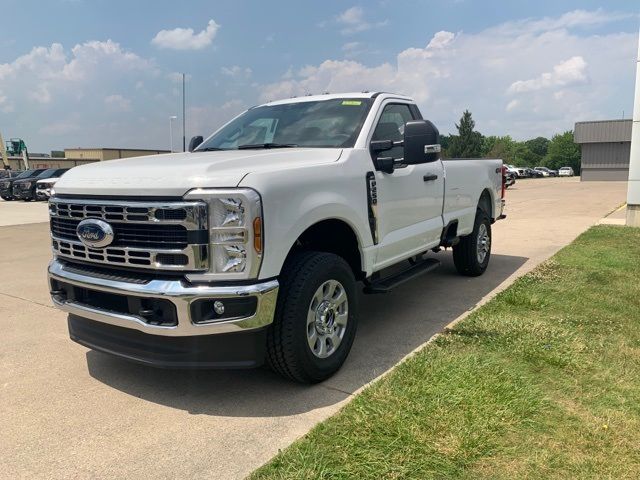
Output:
260 91 414 107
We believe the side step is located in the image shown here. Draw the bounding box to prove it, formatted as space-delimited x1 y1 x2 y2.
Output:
363 258 441 294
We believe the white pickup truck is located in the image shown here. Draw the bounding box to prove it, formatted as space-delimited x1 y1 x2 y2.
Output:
48 92 505 383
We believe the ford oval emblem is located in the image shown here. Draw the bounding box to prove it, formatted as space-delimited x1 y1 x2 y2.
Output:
76 219 114 248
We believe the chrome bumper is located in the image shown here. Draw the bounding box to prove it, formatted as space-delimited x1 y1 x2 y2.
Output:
48 259 279 337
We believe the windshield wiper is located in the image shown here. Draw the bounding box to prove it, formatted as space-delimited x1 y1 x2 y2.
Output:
197 147 228 151
237 143 298 150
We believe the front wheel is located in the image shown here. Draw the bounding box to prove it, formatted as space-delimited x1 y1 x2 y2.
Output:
266 251 358 383
453 209 492 277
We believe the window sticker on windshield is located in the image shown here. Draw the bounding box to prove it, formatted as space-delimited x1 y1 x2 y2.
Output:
342 100 362 106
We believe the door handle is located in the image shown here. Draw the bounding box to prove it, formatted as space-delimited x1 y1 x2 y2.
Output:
423 174 438 182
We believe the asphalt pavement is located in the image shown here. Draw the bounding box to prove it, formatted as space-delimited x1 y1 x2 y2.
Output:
0 177 629 479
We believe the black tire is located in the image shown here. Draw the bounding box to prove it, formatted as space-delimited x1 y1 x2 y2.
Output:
453 209 492 277
266 251 358 383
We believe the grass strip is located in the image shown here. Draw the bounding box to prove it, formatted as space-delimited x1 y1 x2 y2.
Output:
251 226 640 479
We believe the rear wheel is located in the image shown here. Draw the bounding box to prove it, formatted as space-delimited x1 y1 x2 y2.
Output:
266 251 358 383
453 209 492 277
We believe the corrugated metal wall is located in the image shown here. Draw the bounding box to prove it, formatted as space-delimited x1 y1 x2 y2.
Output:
581 143 631 168
574 120 632 143
575 119 631 181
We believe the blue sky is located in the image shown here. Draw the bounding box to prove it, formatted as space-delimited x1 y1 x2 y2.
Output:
0 0 638 152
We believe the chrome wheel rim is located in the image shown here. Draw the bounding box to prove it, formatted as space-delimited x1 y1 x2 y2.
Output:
477 223 491 264
307 279 349 359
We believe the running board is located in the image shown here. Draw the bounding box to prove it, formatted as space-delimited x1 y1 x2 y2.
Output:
363 258 441 294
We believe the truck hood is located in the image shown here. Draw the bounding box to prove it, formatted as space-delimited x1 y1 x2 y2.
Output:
54 148 343 197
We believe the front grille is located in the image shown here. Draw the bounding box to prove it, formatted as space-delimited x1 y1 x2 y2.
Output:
51 217 190 249
49 198 209 271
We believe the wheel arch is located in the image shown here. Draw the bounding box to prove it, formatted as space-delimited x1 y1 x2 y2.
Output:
478 188 494 220
281 218 366 280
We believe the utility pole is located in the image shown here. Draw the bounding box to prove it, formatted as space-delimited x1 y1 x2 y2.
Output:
182 73 186 152
627 28 640 226
169 115 177 152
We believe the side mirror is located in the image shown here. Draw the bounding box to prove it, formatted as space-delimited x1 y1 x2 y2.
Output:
370 140 394 154
403 120 441 164
188 135 204 152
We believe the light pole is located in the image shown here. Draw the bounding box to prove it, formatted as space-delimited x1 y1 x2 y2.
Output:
627 28 640 226
182 73 186 152
169 115 177 152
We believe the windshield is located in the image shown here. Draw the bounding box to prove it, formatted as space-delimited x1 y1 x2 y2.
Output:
35 168 67 179
197 98 373 151
15 169 40 179
35 169 57 179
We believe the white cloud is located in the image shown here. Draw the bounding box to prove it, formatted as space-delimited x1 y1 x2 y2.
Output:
151 19 220 50
488 8 633 36
0 40 162 150
335 6 388 35
261 10 636 138
509 56 588 93
104 94 132 111
221 65 252 79
506 99 520 112
40 121 81 135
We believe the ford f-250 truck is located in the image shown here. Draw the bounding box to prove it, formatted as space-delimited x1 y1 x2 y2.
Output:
48 92 505 383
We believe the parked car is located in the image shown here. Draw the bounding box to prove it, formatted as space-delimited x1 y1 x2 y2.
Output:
13 168 69 201
48 92 506 383
534 166 558 177
504 168 516 188
529 168 544 178
36 169 70 200
0 169 23 179
0 169 47 200
558 166 575 177
505 164 520 176
514 167 530 178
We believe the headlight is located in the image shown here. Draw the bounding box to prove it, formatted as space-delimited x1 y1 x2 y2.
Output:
184 188 263 281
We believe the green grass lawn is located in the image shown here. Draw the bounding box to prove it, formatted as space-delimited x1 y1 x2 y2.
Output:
252 226 640 479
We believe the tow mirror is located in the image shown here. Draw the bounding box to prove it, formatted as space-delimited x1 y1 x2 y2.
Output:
403 120 441 164
370 140 394 153
188 135 204 152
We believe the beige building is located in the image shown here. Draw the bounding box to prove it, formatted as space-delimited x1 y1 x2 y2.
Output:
64 148 169 162
4 148 170 171
4 155 90 171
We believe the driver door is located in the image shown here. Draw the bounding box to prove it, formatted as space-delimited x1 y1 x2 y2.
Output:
370 102 445 270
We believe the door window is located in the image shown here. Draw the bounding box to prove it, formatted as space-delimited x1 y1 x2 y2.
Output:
371 104 414 160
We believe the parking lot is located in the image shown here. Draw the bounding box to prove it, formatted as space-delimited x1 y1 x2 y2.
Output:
0 177 628 479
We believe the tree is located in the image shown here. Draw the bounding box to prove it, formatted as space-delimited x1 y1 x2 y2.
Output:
481 136 499 157
439 134 452 158
524 137 550 158
484 135 515 164
512 143 539 167
543 131 581 172
447 110 483 158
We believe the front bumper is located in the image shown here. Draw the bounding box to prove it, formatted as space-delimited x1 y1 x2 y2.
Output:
48 259 279 367
36 187 51 199
12 185 34 200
